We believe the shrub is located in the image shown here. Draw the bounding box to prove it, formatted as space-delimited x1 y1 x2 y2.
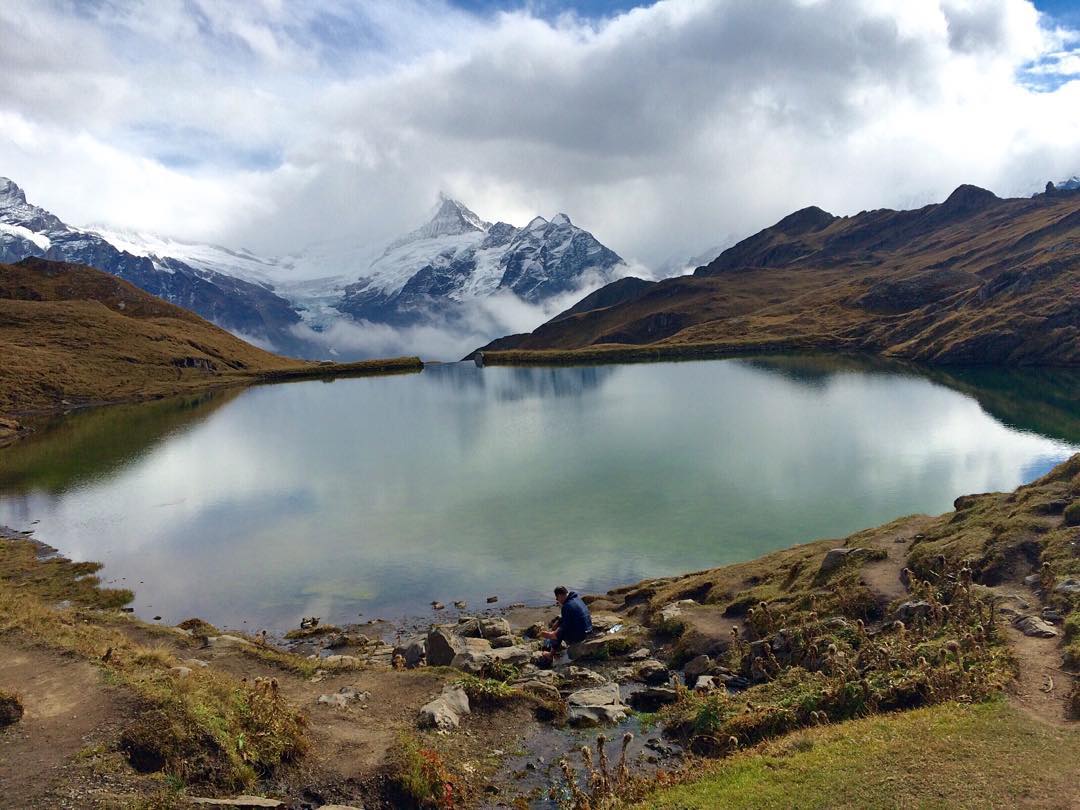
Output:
389 734 455 809
1064 501 1080 527
457 675 517 708
0 688 23 727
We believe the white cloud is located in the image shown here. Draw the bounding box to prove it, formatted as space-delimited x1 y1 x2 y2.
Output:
1 0 1078 268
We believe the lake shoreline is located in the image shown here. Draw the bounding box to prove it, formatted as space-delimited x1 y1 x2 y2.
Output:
1 456 1078 807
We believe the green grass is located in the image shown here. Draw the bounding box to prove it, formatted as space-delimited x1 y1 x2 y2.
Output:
639 700 1080 809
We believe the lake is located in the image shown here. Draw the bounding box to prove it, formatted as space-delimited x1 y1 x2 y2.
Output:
1 356 1077 631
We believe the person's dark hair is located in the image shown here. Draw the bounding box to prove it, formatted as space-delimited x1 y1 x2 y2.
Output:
554 585 568 598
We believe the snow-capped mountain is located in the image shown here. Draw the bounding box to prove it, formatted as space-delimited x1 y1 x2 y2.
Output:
1057 176 1080 191
0 177 306 352
337 197 626 325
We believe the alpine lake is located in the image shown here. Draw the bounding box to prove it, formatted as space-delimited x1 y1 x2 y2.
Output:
1 355 1077 632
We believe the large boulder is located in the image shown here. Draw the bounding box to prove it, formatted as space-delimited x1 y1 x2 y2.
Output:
568 632 633 661
567 682 627 726
426 627 466 667
418 685 471 731
683 654 714 683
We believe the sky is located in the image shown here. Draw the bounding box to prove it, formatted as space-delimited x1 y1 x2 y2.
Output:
2 0 1079 269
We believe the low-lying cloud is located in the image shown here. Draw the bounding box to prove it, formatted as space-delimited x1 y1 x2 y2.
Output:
291 264 648 362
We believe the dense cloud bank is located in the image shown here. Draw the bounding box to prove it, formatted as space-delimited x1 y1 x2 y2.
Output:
1 0 1078 269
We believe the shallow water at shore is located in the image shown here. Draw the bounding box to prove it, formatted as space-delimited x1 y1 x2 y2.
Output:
0 356 1076 630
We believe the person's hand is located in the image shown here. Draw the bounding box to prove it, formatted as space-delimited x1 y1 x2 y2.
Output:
540 630 556 640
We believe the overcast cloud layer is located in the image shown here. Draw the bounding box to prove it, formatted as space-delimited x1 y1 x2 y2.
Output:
2 0 1079 268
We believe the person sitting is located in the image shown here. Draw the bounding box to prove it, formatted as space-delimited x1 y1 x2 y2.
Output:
539 585 592 663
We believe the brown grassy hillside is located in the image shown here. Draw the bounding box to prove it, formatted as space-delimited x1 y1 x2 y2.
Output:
0 258 420 425
477 184 1080 365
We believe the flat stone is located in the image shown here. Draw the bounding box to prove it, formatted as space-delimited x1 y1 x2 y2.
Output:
170 666 193 678
560 666 608 688
181 658 210 668
567 682 622 708
1015 616 1058 638
635 659 670 686
626 648 652 662
488 634 516 649
517 679 561 703
568 632 632 661
1023 574 1042 587
318 687 369 708
566 682 627 726
418 686 471 731
628 686 679 711
189 797 282 807
323 655 362 666
450 644 534 674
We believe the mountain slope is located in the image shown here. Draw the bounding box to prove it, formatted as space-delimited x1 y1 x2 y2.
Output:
0 178 306 352
0 258 420 420
338 197 626 325
475 184 1080 366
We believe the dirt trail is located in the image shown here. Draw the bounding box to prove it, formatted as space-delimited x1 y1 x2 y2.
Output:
857 517 935 607
0 642 133 807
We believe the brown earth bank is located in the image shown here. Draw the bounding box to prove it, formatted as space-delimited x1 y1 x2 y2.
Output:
0 257 422 439
1 454 1078 807
473 183 1080 367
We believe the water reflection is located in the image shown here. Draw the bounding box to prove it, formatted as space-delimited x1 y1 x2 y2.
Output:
0 358 1076 630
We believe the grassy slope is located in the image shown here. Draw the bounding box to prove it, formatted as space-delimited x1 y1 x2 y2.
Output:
477 188 1080 366
0 258 421 420
641 700 1080 809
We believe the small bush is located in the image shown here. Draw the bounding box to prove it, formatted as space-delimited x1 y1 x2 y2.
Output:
457 675 517 708
0 688 23 727
389 734 455 809
1063 501 1080 527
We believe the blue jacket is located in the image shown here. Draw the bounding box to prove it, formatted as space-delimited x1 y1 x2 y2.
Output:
557 591 593 644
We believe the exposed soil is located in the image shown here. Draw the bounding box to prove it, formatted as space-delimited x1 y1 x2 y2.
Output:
0 642 134 808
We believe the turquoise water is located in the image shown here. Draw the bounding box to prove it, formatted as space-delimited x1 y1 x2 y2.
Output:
0 356 1076 630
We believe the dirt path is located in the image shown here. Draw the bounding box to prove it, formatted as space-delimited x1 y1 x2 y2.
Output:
858 517 935 607
0 642 133 808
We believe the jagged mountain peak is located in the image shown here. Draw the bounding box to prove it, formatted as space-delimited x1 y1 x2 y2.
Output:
0 177 26 204
525 215 549 231
413 195 490 241
551 213 572 226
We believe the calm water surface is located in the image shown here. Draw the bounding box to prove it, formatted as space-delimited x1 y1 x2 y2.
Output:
1 356 1077 630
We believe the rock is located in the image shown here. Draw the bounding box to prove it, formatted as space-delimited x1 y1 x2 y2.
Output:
517 679 561 703
479 617 512 640
189 798 282 807
489 635 516 649
170 666 193 679
566 683 627 726
635 659 670 686
463 637 493 652
1054 579 1080 596
628 686 679 711
426 627 466 667
318 687 369 708
454 600 468 609
393 637 426 669
487 596 499 604
432 602 445 611
818 547 868 575
450 644 534 674
1015 616 1058 638
683 654 714 681
695 675 717 692
627 647 651 661
613 666 636 682
181 658 210 668
455 617 483 637
319 806 365 810
568 632 632 661
418 686 470 731
895 601 933 623
323 654 362 667
561 666 608 689
1041 609 1065 624
0 691 24 727
590 613 624 633
1023 574 1042 587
